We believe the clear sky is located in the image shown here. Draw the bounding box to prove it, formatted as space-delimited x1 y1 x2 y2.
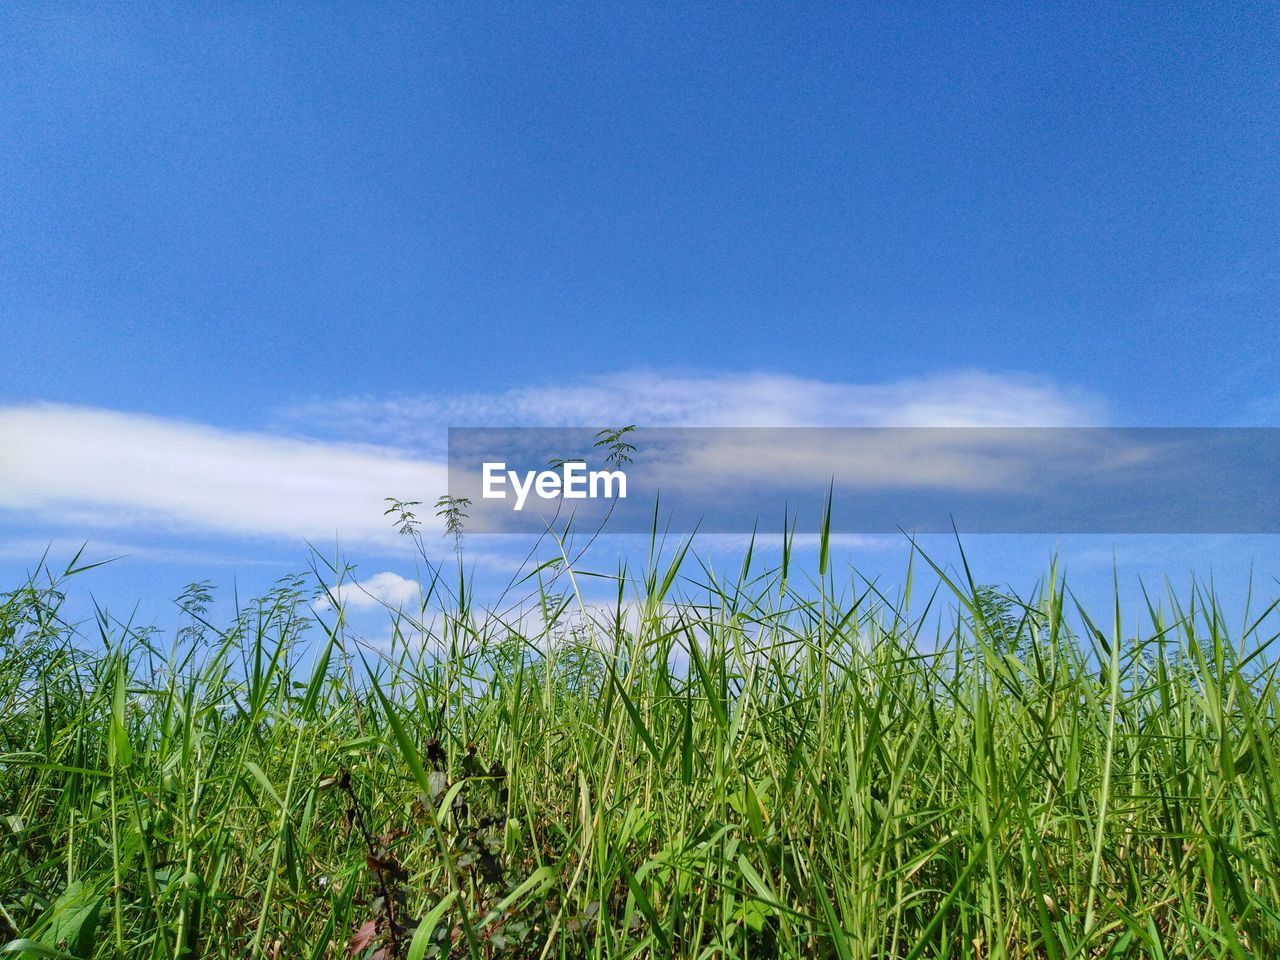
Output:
1 4 1278 625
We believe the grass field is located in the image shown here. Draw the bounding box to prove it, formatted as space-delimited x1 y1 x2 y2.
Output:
2 533 1279 959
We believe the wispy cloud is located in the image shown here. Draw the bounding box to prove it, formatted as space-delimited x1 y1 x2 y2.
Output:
0 535 291 568
1 370 1105 546
1239 392 1280 427
286 369 1105 447
0 404 447 543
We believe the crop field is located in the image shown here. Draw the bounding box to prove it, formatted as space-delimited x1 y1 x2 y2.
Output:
2 537 1279 959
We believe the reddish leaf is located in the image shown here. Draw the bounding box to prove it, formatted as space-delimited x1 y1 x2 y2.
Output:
348 919 378 956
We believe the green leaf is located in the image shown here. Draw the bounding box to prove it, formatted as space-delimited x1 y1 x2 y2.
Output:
485 866 556 923
43 881 104 959
244 761 283 808
0 942 79 959
407 892 458 960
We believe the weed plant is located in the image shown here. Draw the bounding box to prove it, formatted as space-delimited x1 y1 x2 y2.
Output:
1 532 1278 959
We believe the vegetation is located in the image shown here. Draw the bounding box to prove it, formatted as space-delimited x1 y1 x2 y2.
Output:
2 530 1279 959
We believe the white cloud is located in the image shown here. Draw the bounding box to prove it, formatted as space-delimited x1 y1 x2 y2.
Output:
323 571 421 610
0 404 447 543
0 370 1107 547
657 426 1153 494
291 369 1105 445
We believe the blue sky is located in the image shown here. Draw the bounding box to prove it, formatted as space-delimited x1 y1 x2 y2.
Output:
1 4 1278 629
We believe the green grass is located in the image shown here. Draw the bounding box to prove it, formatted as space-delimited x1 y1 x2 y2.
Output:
2 534 1279 959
